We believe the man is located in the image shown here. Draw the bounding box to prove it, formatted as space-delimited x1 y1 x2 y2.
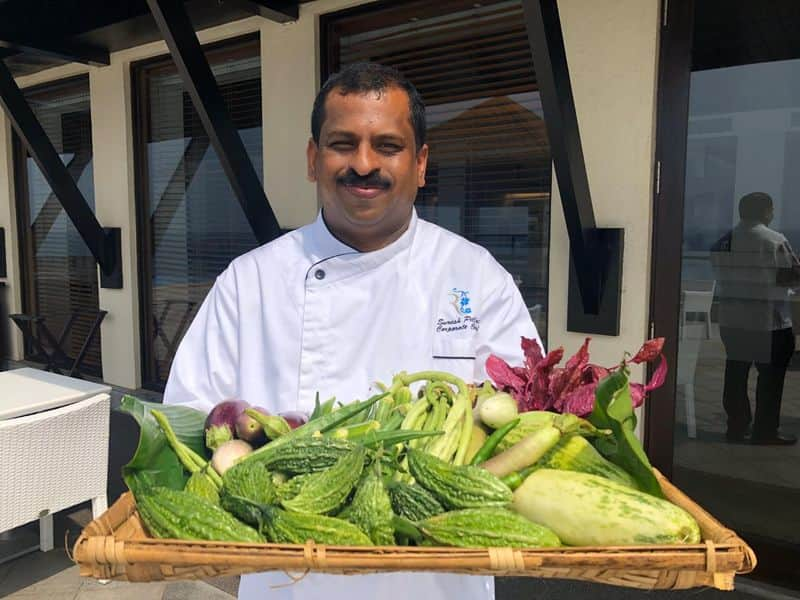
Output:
165 62 540 599
711 192 798 445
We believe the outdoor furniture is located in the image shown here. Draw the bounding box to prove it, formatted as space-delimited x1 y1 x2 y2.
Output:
680 280 716 340
0 368 110 561
152 299 196 380
9 309 107 378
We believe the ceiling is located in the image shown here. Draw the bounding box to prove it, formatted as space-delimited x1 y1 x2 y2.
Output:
0 0 305 77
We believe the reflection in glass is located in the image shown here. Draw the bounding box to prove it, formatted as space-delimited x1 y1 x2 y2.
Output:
675 58 800 549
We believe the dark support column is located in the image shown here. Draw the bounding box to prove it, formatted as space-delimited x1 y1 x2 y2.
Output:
0 37 109 66
0 60 122 288
146 0 282 245
521 0 623 333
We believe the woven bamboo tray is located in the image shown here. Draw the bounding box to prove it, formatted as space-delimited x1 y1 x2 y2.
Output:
73 470 756 590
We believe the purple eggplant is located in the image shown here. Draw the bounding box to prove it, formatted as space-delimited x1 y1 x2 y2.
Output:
280 410 309 430
235 406 270 447
205 399 250 451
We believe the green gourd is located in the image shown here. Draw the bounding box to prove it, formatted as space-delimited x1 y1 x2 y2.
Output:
281 447 366 514
418 508 561 548
136 486 263 543
407 448 512 509
261 506 373 546
387 481 444 522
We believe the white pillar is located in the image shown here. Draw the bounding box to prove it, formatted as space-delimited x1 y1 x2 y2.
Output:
90 62 141 389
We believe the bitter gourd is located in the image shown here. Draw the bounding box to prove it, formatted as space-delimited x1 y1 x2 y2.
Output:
387 481 444 522
418 508 561 548
261 506 373 545
219 461 277 527
340 465 395 545
281 447 366 514
135 486 263 543
407 448 512 509
184 470 220 504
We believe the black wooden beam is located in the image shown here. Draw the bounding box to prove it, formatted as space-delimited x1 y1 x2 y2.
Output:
146 0 281 245
0 37 109 66
229 0 299 23
521 0 623 330
0 60 121 288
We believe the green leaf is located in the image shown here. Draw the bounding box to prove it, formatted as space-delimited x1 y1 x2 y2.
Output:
588 370 664 498
118 395 207 491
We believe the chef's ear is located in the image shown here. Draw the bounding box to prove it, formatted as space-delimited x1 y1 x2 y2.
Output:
307 138 318 182
416 143 429 187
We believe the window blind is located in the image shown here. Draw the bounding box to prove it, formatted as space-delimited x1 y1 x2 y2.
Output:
17 77 102 375
136 37 262 388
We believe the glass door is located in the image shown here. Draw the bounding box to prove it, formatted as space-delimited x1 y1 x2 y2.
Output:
651 0 800 590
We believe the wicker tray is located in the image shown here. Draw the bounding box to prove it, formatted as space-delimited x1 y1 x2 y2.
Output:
72 470 756 590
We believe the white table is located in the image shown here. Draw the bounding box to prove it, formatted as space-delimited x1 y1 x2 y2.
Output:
0 368 111 562
0 367 111 420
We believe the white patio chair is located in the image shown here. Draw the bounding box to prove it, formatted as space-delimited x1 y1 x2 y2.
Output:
681 280 716 339
0 393 110 552
676 338 702 439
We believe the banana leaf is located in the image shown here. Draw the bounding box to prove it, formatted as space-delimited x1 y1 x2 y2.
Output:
588 367 664 498
118 395 207 491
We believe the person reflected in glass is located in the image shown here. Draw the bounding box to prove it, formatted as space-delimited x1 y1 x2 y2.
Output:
711 192 799 445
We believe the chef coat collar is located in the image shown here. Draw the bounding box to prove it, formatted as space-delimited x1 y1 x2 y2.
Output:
309 207 418 265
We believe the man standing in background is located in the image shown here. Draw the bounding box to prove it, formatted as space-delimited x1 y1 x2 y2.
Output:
711 192 799 445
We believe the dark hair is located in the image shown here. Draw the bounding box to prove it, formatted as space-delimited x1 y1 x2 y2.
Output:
739 192 773 220
311 62 426 151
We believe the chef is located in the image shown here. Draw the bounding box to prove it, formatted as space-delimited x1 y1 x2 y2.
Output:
164 61 541 600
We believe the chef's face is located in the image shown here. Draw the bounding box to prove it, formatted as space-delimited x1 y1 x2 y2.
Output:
307 86 428 252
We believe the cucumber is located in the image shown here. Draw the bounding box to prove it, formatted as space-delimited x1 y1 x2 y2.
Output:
512 469 701 546
538 435 638 488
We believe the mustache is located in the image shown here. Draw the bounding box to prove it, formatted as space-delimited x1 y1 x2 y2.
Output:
337 169 391 189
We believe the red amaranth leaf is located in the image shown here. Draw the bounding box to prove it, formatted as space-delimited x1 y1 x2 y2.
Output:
645 354 668 392
553 337 591 399
486 354 526 396
630 338 665 364
556 382 598 416
529 348 564 410
629 353 667 407
521 336 544 368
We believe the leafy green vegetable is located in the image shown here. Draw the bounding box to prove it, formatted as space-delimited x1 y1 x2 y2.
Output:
119 395 206 491
587 367 664 498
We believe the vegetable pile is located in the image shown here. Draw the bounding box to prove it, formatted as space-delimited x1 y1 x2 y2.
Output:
121 341 701 551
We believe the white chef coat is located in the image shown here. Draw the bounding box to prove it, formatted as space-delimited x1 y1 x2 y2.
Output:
711 220 800 332
164 207 540 600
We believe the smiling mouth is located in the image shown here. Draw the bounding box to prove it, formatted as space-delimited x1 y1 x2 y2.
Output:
341 183 388 199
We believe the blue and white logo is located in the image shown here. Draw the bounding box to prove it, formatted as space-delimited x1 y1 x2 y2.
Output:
450 288 472 315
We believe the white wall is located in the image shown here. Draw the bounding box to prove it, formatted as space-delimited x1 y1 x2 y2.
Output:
546 0 660 388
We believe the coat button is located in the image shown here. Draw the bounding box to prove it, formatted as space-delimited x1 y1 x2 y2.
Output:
314 269 326 280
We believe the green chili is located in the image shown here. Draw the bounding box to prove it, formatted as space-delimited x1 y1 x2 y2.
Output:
469 417 520 466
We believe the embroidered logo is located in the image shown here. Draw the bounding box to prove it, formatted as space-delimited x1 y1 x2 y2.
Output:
449 288 472 315
437 288 480 334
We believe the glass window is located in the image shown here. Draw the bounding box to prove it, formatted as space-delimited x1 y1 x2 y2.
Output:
322 0 551 342
134 36 262 389
14 77 102 375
